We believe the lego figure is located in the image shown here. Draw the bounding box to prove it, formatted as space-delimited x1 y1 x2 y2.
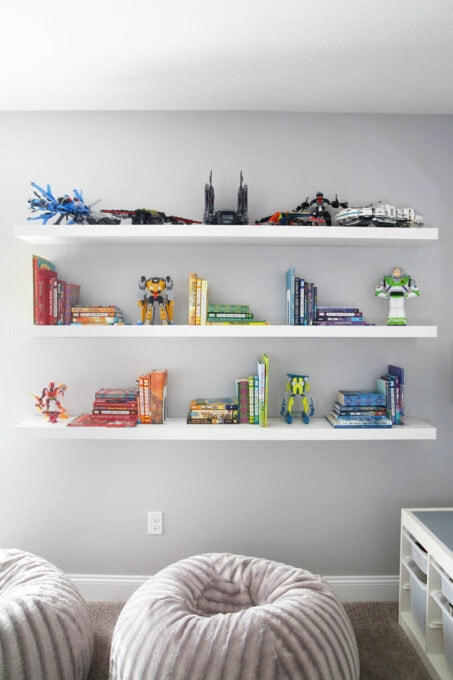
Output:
280 374 315 424
33 382 68 423
375 266 420 325
256 191 347 226
203 171 248 224
336 202 423 227
138 275 174 325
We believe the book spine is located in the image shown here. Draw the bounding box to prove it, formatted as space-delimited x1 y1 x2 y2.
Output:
195 277 202 325
188 272 198 325
236 378 250 423
200 279 208 325
286 267 295 325
150 369 167 424
248 376 255 424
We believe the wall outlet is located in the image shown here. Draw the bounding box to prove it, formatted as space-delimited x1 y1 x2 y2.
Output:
147 511 163 535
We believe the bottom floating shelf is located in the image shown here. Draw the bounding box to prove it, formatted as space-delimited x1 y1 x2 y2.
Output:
14 416 436 441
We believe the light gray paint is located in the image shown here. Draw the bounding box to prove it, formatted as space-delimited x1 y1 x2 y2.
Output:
0 111 451 576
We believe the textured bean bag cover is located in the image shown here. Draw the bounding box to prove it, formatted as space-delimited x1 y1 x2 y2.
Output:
0 548 94 680
110 552 359 680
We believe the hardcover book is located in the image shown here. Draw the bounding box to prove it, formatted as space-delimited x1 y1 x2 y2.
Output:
336 390 386 406
325 413 392 428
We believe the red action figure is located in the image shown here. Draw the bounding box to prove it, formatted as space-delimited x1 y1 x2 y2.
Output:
34 382 68 423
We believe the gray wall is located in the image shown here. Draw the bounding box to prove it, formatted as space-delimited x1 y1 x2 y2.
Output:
1 112 451 577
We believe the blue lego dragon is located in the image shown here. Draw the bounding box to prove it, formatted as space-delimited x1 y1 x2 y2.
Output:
28 182 120 225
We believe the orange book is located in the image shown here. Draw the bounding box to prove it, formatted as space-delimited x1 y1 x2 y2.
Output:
150 369 168 424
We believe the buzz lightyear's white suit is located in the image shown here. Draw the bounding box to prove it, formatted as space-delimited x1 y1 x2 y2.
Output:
375 266 419 325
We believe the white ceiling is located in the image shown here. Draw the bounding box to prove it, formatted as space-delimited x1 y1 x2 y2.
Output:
1 0 452 113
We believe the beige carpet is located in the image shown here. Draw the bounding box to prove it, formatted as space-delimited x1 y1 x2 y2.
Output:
87 601 431 680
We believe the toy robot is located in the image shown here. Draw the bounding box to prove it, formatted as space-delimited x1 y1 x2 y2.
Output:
336 203 423 227
33 382 68 423
28 182 120 225
256 191 347 226
203 171 248 224
375 266 420 325
280 374 315 424
138 275 174 325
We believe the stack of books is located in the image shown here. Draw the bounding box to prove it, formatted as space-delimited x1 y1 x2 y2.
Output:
71 305 125 325
33 254 80 325
187 398 239 424
207 304 269 326
68 387 139 427
325 389 392 428
137 369 167 424
188 273 268 325
316 306 374 326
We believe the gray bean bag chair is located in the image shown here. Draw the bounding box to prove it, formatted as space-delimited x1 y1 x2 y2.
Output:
110 552 359 679
0 548 94 680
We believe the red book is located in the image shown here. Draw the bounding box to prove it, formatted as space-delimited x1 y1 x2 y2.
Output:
32 255 57 324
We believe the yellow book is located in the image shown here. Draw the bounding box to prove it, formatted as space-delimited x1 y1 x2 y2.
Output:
188 272 198 325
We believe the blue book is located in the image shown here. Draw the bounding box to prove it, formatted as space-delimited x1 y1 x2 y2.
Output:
326 413 392 428
387 364 405 425
286 267 295 325
336 390 386 406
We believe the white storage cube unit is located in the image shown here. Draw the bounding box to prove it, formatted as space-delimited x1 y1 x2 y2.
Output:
400 508 453 680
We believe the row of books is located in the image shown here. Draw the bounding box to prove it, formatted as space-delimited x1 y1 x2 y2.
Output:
33 254 80 325
285 267 373 326
67 371 168 427
188 273 269 325
187 353 269 425
325 364 404 428
71 305 125 325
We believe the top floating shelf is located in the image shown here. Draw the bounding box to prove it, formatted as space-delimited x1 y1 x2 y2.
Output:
14 224 439 247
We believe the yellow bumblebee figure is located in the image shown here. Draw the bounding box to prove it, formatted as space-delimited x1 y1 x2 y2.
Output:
280 374 315 424
138 275 174 325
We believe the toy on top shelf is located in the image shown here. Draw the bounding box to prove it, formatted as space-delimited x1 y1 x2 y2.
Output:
335 202 424 227
100 209 201 225
375 266 419 326
280 374 315 424
256 191 348 226
203 171 248 224
138 276 174 325
33 381 68 423
28 182 120 225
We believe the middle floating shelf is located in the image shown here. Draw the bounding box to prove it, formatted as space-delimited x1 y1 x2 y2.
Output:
13 325 438 339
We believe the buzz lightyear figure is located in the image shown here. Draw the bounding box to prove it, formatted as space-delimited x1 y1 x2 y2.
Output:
375 266 419 325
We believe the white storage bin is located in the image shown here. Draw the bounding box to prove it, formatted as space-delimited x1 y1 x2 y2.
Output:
432 560 453 605
404 557 427 634
432 591 453 671
404 530 428 574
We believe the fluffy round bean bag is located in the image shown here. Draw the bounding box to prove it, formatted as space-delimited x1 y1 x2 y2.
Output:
110 552 359 680
0 548 94 680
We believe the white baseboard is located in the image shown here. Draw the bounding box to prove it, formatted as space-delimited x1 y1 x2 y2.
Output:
69 573 399 603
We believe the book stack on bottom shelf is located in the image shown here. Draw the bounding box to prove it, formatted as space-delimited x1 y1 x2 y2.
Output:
326 364 405 429
68 388 139 427
326 389 392 429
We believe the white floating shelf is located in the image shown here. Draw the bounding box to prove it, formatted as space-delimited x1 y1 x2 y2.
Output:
15 416 436 441
14 224 438 247
13 324 437 339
